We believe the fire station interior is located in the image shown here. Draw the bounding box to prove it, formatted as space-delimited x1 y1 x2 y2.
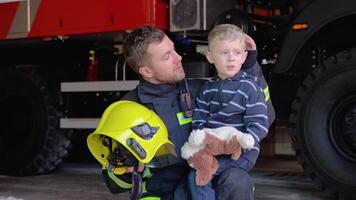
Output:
1 0 356 199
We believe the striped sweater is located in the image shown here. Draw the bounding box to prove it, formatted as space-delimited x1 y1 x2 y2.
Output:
192 71 268 165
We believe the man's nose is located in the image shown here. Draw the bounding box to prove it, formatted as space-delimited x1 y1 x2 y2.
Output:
174 50 182 61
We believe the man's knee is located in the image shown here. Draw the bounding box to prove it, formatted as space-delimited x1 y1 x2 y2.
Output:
215 168 254 200
221 168 252 187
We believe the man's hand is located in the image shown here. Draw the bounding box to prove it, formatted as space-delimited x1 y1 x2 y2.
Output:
125 163 145 173
245 35 256 51
108 163 145 175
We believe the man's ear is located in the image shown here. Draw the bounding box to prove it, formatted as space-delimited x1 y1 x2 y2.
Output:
205 50 214 64
138 66 153 78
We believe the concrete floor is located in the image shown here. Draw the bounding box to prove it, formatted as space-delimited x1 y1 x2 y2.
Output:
0 163 127 200
0 159 336 200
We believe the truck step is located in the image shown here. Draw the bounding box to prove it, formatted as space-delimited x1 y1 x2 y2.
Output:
60 118 99 129
60 80 139 92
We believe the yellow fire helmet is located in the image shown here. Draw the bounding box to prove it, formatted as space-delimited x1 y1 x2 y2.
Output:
87 100 178 175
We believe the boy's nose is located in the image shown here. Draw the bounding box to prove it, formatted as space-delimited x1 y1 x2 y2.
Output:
228 53 235 61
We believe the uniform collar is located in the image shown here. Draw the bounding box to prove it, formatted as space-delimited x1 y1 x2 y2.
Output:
138 79 180 104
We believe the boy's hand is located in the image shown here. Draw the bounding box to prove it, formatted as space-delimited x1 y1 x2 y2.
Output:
245 35 256 51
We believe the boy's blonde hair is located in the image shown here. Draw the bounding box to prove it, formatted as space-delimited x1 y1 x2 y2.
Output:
208 24 246 50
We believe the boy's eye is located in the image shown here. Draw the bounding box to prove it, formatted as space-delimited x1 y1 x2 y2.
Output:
163 54 169 60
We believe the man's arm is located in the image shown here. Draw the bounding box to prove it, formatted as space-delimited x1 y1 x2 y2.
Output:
242 34 258 69
242 50 257 69
242 35 276 127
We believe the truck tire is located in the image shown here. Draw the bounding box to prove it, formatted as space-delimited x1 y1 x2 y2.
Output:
0 66 70 175
289 49 356 197
214 8 254 36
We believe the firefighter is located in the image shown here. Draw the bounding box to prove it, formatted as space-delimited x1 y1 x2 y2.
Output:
99 25 275 200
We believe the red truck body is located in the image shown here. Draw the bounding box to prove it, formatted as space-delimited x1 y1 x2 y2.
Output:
0 0 168 40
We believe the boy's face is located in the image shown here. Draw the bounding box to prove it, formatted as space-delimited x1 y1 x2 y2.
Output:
139 35 185 84
206 38 247 80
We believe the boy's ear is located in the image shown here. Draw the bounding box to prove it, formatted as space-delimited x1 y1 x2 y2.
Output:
205 50 214 64
241 50 248 64
138 65 153 78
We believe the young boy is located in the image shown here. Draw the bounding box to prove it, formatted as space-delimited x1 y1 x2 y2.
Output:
188 24 268 200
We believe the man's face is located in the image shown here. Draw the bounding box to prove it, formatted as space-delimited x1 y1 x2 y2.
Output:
206 38 247 80
140 35 185 84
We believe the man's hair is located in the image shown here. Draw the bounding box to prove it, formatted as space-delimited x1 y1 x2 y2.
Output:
123 25 165 73
208 24 246 50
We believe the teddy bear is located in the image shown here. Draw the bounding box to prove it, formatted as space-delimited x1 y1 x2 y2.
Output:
181 126 255 186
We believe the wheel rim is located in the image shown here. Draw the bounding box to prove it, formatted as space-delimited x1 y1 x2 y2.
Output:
329 94 356 162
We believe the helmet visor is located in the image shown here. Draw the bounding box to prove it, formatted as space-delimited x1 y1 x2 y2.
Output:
148 143 180 168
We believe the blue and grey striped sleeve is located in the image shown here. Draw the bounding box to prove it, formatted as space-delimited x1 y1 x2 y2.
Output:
241 82 268 143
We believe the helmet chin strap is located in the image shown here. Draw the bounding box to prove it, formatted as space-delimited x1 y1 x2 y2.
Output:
103 136 143 200
130 162 143 200
102 136 143 199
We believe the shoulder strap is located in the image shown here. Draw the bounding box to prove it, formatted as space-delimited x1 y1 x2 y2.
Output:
178 79 194 118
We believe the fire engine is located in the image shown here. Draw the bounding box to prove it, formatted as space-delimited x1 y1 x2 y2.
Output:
0 0 355 198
